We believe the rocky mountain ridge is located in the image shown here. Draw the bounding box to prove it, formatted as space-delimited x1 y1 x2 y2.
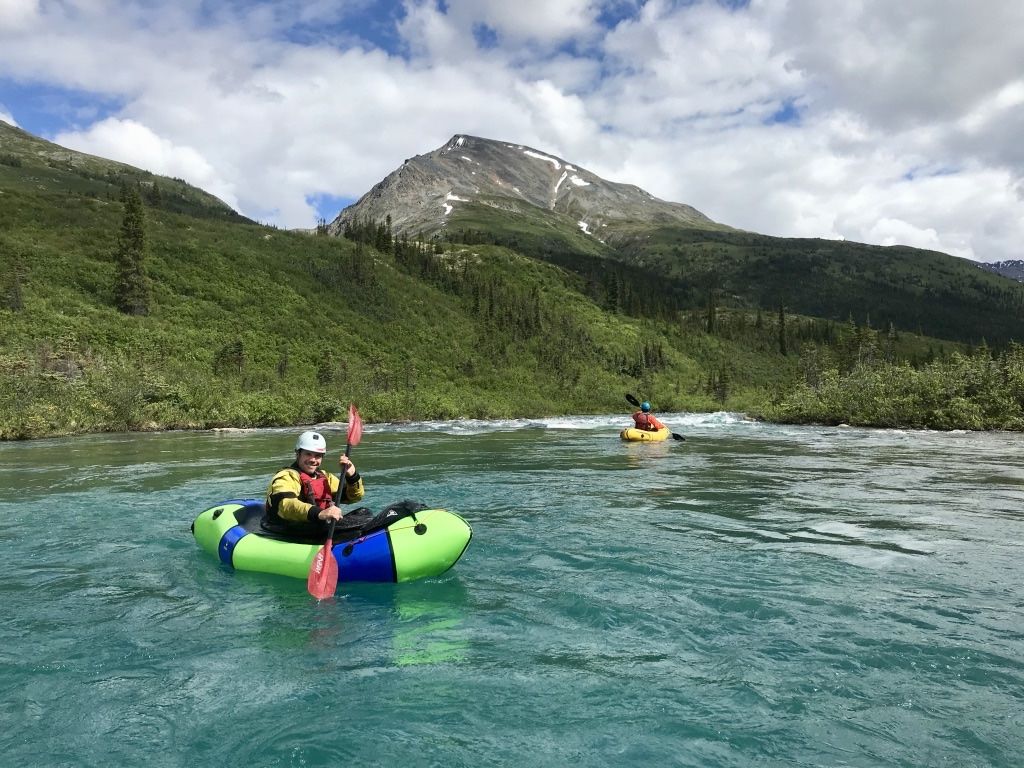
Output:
328 134 722 240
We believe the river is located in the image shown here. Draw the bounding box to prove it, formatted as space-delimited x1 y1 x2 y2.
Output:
2 413 1022 767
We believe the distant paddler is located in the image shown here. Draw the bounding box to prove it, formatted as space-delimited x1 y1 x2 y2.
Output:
630 400 666 432
623 394 686 441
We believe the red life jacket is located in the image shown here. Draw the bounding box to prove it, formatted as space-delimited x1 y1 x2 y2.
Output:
298 469 334 510
634 411 666 431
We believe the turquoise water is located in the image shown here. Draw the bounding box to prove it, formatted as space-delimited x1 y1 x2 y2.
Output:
2 414 1022 767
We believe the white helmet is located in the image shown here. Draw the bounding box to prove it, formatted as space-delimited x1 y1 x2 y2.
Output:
295 431 327 453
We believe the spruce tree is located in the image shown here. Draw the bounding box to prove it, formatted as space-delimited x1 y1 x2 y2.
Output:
705 286 717 334
778 304 787 355
147 181 162 207
114 184 151 316
2 247 25 312
3 272 24 312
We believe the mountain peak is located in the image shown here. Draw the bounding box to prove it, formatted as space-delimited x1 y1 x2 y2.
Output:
328 134 719 239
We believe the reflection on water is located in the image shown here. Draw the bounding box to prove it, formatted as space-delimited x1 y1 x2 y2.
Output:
621 439 673 466
388 579 471 667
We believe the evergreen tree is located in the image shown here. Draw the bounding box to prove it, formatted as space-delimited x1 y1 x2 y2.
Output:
114 184 151 316
5 272 23 312
705 286 717 334
885 322 898 361
146 181 163 207
316 352 335 385
213 339 245 375
778 304 787 355
2 247 25 312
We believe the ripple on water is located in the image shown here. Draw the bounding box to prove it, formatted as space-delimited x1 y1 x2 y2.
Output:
3 421 1024 767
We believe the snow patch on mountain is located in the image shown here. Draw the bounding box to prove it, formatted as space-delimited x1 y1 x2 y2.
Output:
523 149 561 170
443 191 469 216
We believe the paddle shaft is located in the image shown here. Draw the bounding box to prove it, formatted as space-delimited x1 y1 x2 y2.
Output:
308 405 363 598
307 453 351 599
333 445 353 506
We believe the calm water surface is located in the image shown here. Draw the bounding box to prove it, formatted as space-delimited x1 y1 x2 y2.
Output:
2 414 1022 767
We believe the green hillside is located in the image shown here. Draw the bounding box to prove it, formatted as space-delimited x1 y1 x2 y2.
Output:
441 199 1024 346
2 121 1023 438
0 123 778 438
0 121 244 221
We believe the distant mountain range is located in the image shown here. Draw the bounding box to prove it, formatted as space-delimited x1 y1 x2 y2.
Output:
979 260 1024 282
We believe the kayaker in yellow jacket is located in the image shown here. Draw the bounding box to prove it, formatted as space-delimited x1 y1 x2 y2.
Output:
262 430 365 539
631 401 666 431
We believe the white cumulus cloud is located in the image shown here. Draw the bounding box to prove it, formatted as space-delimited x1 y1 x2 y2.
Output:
0 0 1021 261
54 118 239 210
0 0 40 31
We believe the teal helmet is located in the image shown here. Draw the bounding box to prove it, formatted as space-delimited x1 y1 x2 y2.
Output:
641 401 651 412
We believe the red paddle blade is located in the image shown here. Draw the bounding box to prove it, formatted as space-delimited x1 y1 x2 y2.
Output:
347 404 363 447
307 540 339 599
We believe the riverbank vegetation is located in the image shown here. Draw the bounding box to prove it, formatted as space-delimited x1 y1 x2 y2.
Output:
2 120 1023 439
769 343 1024 430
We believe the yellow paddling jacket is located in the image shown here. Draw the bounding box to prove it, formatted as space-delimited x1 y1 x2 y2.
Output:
262 463 365 537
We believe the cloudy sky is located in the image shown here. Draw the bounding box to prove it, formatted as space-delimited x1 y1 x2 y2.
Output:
1 0 1022 263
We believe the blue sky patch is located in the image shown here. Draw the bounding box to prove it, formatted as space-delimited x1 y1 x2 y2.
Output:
269 0 408 54
766 99 801 125
903 165 959 181
597 1 645 29
0 79 124 138
472 22 499 50
307 192 355 224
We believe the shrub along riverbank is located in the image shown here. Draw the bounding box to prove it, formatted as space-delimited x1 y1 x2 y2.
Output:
767 344 1024 431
